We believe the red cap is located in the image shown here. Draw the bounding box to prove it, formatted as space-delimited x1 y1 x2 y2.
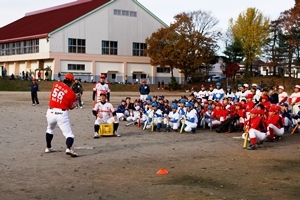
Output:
216 102 222 107
201 85 205 88
209 84 213 87
261 95 268 100
235 102 242 107
32 78 36 81
64 73 74 82
250 108 259 114
268 107 277 112
142 79 146 83
100 91 107 96
246 94 254 99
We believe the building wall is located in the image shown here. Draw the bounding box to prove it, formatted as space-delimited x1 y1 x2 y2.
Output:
49 0 165 55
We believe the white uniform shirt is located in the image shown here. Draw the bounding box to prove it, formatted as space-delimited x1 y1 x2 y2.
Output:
207 90 214 100
197 90 208 99
168 111 180 123
290 92 300 105
93 82 110 97
93 101 115 121
278 91 288 104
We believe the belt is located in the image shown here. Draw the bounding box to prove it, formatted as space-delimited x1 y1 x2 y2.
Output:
50 108 66 111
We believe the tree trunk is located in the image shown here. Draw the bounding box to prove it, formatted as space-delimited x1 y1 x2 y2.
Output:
288 47 292 78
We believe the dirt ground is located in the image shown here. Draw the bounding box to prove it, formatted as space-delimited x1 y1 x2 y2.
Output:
0 91 300 200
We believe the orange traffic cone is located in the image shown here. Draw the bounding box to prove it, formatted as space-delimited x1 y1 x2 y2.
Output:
157 168 168 175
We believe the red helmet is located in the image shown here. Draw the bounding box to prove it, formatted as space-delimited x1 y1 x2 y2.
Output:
32 78 36 81
64 73 74 82
100 91 107 96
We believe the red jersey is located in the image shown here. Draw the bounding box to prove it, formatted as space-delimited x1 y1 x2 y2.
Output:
266 114 283 129
245 101 254 112
49 82 77 110
236 109 245 118
246 116 266 132
212 109 226 121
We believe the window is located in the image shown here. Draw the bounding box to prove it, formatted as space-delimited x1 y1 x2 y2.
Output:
0 39 39 56
102 40 118 55
67 64 85 71
133 42 147 56
68 38 86 53
141 74 146 79
114 9 137 17
157 67 170 73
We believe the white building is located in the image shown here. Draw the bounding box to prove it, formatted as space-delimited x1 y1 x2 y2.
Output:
0 0 182 83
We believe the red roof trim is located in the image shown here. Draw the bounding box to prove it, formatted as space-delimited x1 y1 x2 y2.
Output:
25 0 93 17
0 34 48 43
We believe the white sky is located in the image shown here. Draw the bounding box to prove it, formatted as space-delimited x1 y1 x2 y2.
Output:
0 0 295 29
0 0 295 52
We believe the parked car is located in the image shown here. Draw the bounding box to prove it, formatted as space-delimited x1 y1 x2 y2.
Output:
207 76 225 82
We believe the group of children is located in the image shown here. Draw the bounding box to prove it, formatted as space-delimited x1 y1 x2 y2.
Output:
90 73 300 150
111 82 300 150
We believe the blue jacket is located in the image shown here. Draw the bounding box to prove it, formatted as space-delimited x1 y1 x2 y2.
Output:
139 84 150 95
30 83 39 92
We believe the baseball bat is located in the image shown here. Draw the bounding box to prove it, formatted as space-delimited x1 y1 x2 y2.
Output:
180 117 185 133
291 123 299 135
151 111 155 132
137 118 141 127
125 121 135 127
143 120 148 130
243 131 249 149
151 118 155 132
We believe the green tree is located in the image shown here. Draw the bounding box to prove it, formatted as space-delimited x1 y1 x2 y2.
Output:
229 8 270 76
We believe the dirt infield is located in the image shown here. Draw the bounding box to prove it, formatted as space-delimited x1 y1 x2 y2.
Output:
0 91 300 200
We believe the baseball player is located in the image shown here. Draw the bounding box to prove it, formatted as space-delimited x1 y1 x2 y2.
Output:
44 73 78 157
278 86 288 105
164 104 180 131
197 85 208 100
93 74 110 102
244 108 267 150
93 91 120 138
182 103 198 133
212 82 225 102
265 106 284 142
147 102 163 131
289 85 300 115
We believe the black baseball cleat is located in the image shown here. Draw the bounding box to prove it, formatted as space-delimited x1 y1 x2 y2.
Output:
265 138 275 142
247 144 257 150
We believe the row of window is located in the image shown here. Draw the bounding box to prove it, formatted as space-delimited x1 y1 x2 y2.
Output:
0 39 39 56
68 38 147 56
67 63 169 74
114 9 137 17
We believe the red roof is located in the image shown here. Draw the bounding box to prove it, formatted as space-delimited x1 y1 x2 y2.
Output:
0 0 110 43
